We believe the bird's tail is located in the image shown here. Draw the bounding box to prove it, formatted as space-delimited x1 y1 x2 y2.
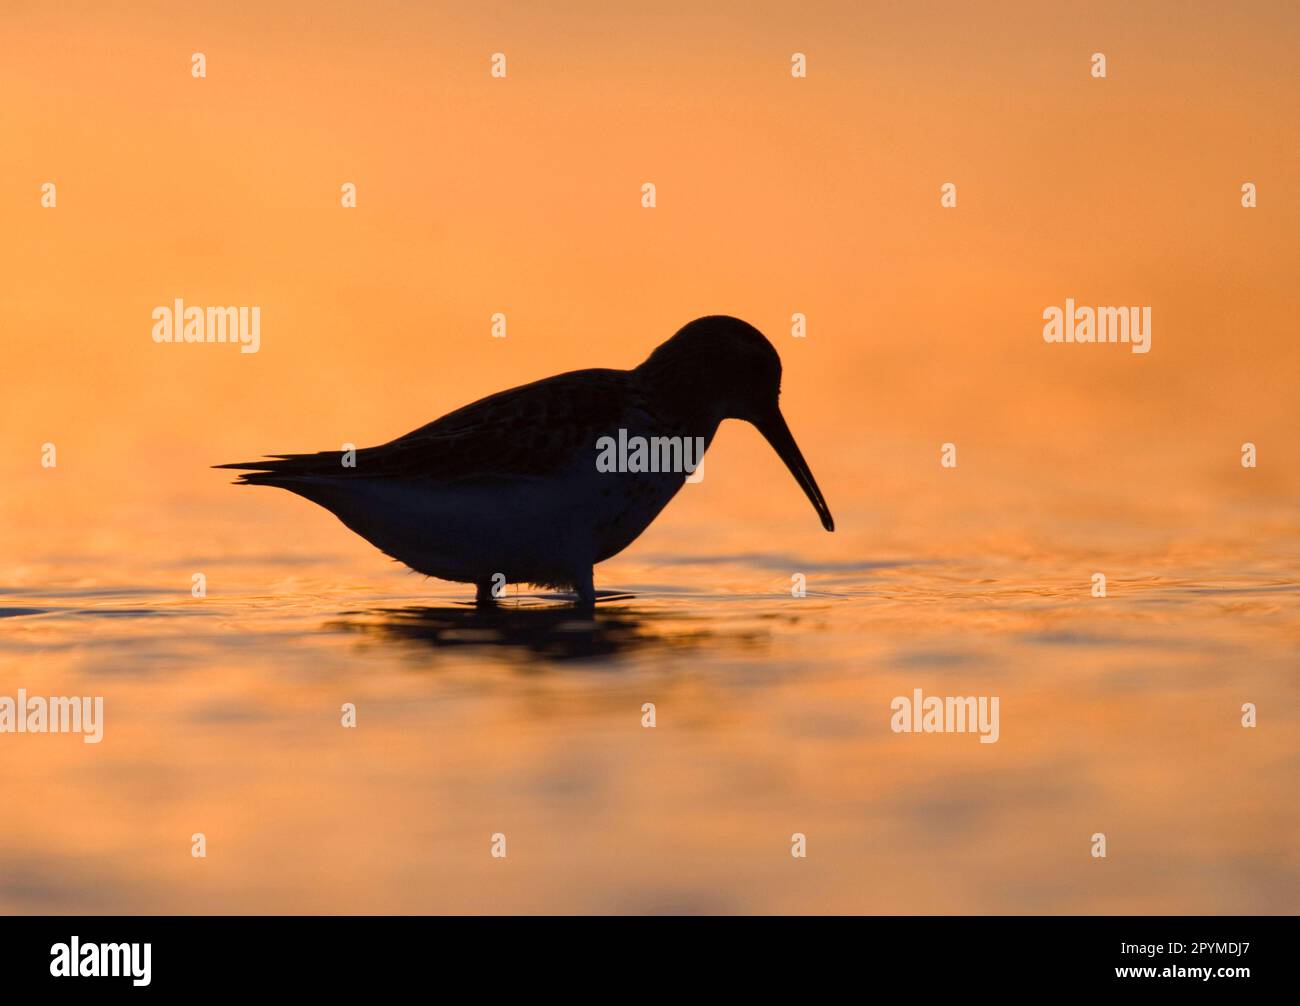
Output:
215 451 350 485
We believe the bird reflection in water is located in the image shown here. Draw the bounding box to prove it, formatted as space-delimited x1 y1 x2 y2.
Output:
324 594 728 663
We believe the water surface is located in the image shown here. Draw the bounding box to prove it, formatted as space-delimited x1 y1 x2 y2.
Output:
2 510 1296 915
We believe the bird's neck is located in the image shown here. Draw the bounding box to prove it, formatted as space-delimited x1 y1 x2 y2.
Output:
633 357 728 439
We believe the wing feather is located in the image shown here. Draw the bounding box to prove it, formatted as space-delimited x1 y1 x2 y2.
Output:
217 368 636 484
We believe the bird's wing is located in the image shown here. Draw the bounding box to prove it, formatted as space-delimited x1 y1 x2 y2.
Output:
217 368 637 484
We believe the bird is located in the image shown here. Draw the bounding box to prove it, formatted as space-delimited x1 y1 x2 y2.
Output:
218 315 834 608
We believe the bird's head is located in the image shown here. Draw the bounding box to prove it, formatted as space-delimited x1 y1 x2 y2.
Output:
640 315 834 532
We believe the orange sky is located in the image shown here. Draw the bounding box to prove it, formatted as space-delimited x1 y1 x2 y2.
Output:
2 0 1298 560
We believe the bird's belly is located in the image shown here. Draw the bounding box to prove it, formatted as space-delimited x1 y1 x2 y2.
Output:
589 469 689 562
312 467 685 583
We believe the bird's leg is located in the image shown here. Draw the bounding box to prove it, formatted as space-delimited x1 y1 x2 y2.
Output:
574 567 596 611
475 579 497 606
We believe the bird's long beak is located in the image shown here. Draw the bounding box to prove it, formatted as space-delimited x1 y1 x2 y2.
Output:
755 408 835 532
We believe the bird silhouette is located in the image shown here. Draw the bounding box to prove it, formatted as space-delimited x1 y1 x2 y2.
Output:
218 315 834 607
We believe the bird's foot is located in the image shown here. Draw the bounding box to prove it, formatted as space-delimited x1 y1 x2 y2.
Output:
574 569 596 612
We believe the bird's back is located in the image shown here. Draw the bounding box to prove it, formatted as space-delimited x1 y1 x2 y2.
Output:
220 368 640 486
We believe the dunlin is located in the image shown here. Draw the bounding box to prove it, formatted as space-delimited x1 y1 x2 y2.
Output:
219 315 834 607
